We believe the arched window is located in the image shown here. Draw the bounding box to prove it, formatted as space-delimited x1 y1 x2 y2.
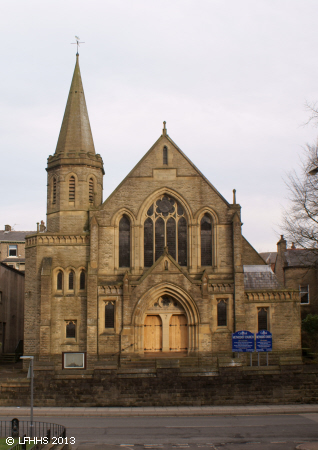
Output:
66 320 76 338
258 308 268 331
217 300 227 327
68 270 74 290
89 178 94 204
52 177 57 204
105 302 115 328
163 146 168 165
119 215 131 267
201 213 212 266
69 176 75 201
57 270 63 290
80 270 85 290
144 195 187 267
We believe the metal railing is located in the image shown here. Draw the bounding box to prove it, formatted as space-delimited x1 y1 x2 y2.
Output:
0 420 66 450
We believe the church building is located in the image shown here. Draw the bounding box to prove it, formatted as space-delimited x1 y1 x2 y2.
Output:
24 55 302 370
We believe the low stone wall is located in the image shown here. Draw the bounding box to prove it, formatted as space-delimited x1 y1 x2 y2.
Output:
1 364 318 407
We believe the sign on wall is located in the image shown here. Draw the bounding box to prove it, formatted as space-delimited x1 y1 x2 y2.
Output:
232 330 255 352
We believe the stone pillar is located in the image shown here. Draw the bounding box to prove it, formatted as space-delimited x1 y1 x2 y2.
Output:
232 210 245 333
39 257 52 361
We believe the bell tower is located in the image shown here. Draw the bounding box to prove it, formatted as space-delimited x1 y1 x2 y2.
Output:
46 53 104 233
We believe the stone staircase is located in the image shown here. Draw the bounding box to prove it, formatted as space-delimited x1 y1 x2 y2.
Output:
0 353 19 364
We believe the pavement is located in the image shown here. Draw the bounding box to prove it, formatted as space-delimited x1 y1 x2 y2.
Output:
0 404 318 417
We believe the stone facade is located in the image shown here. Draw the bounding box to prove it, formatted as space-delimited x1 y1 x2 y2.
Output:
24 55 302 371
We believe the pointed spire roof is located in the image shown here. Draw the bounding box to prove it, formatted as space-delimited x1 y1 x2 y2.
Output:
55 54 95 155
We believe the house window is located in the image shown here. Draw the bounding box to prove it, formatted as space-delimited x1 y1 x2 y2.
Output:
68 270 74 290
8 245 17 257
163 146 168 165
258 308 268 331
80 270 85 290
89 178 94 204
217 299 227 327
119 215 131 267
52 177 57 204
300 285 309 304
66 320 76 338
201 214 212 266
105 302 115 329
144 195 187 267
57 270 63 290
69 176 75 201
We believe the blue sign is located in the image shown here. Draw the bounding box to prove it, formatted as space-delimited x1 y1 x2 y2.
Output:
256 330 272 352
232 330 255 352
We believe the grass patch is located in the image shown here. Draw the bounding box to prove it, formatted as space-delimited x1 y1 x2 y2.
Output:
0 438 33 449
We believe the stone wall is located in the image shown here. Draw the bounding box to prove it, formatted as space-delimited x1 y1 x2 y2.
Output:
1 364 317 407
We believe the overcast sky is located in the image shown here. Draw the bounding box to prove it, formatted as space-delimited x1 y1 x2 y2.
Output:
2 0 318 252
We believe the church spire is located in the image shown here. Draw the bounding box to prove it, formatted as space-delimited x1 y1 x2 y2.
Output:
55 54 95 155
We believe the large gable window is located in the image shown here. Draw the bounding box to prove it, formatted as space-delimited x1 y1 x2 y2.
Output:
119 215 131 267
144 195 187 267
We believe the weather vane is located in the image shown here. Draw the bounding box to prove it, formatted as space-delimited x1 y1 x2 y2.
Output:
71 36 85 54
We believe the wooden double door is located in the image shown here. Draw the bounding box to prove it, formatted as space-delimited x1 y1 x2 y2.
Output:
144 314 188 352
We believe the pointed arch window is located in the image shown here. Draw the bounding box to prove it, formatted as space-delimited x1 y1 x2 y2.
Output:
79 270 85 290
119 215 131 267
105 302 115 328
57 270 63 291
52 177 57 205
66 320 76 339
258 308 268 331
201 213 212 266
163 146 168 165
69 176 75 202
217 299 227 327
144 195 187 267
68 270 74 290
89 178 94 204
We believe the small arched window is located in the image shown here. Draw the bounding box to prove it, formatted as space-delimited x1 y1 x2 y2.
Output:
69 176 75 201
105 302 115 328
201 213 212 266
68 270 74 290
258 308 268 331
163 146 168 165
57 270 63 290
119 215 131 267
66 320 76 339
89 178 94 204
52 177 57 205
80 270 85 290
217 300 227 327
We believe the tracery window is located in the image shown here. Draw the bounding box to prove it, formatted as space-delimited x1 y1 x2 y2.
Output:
69 176 75 201
52 177 57 204
89 178 94 204
79 270 85 290
144 195 187 267
105 302 115 328
119 215 131 267
201 213 212 266
217 299 227 327
57 270 63 290
68 270 74 290
258 308 268 331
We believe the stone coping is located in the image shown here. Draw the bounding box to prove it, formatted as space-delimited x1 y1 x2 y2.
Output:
0 404 318 417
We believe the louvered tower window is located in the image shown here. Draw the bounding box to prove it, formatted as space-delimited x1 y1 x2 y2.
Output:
217 300 227 327
69 270 74 290
80 270 85 290
201 214 212 266
144 195 187 267
119 215 131 267
57 270 63 290
89 178 94 204
69 176 75 201
163 146 168 165
52 177 57 204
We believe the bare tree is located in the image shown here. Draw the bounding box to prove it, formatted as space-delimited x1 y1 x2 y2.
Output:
282 142 318 251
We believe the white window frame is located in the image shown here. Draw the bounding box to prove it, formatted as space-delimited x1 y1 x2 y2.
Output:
300 285 310 305
8 245 17 257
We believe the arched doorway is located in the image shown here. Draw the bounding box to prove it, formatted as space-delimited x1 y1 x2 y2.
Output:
143 295 188 354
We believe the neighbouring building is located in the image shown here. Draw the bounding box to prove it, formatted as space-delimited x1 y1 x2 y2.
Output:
0 225 36 272
261 236 318 319
0 263 24 355
24 54 302 370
